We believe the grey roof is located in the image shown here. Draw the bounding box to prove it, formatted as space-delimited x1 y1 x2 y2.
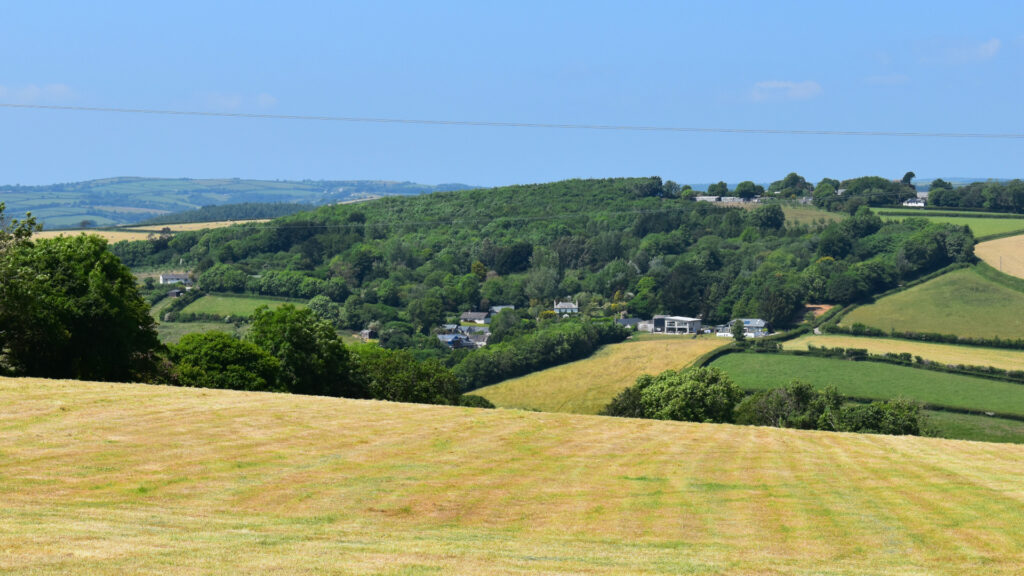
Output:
740 318 768 328
553 301 578 308
460 311 489 320
653 315 701 322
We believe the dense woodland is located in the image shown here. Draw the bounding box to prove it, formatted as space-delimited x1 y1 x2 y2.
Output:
0 173 980 434
113 176 974 336
138 202 312 225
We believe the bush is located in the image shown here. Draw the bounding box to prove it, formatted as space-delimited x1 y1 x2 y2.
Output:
637 366 744 423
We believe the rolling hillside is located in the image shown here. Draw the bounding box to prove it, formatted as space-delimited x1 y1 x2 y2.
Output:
784 334 1024 373
474 335 727 414
3 377 1023 575
976 234 1024 280
840 266 1024 340
2 177 472 228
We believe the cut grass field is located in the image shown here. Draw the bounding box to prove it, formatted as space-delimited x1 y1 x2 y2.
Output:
126 219 270 232
710 353 1024 417
2 377 1022 575
180 293 306 317
473 335 727 414
976 234 1024 280
34 228 154 243
840 266 1024 340
785 334 1024 373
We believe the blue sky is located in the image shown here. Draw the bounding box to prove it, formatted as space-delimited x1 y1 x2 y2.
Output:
1 1 1021 187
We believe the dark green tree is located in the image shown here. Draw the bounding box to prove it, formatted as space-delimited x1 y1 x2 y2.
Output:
706 181 729 196
0 234 160 380
247 304 364 398
353 345 460 405
901 171 916 187
731 319 746 342
172 332 281 391
638 366 744 423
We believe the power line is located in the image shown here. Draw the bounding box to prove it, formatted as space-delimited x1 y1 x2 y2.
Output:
2 102 1024 140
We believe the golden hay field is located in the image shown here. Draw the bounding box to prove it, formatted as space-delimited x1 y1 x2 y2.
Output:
785 333 1024 373
975 234 1024 280
2 377 1022 575
474 335 727 414
127 219 270 232
35 219 270 242
34 228 153 243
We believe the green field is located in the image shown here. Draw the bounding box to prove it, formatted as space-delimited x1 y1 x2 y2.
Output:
155 321 246 345
711 353 1024 417
840 266 1024 340
180 294 306 317
872 208 1024 238
474 335 727 414
2 377 1022 575
925 410 1024 444
785 334 1024 373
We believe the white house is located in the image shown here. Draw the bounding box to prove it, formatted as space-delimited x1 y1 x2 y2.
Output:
651 315 702 334
158 273 191 285
902 199 926 208
553 300 579 315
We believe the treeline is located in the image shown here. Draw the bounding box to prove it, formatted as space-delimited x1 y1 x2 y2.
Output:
456 320 630 389
928 179 1024 214
602 367 925 436
170 304 492 407
106 177 976 344
138 202 313 225
812 175 917 213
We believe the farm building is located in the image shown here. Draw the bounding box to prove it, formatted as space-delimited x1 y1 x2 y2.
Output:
616 317 641 329
460 311 490 324
488 305 515 315
158 273 192 285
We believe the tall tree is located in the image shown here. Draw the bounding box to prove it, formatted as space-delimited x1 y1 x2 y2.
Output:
0 234 160 380
247 305 364 398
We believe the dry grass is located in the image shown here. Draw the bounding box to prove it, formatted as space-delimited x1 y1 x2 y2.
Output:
786 334 1024 373
127 219 269 232
35 220 270 243
1 377 1022 575
976 234 1024 280
474 335 729 414
34 229 154 243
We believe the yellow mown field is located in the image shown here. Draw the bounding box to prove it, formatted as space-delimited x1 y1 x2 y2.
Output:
35 219 270 243
1 377 1022 575
474 335 728 414
976 234 1024 280
785 333 1024 372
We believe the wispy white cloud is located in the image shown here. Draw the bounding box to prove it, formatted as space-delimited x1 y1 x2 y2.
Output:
256 93 278 109
0 83 74 103
920 37 1000 65
751 80 822 102
865 73 911 86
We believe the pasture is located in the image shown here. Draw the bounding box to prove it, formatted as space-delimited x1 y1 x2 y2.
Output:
179 294 307 317
2 377 1022 575
785 334 1024 373
840 267 1024 340
474 334 727 414
975 234 1024 280
872 208 1024 239
154 321 245 345
710 353 1024 418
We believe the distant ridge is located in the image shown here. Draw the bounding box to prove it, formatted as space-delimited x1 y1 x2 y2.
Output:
0 177 475 229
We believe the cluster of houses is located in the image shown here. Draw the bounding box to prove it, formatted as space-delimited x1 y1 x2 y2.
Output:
615 315 771 338
435 305 517 349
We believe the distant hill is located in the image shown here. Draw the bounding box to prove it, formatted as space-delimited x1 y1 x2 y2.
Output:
0 177 474 228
